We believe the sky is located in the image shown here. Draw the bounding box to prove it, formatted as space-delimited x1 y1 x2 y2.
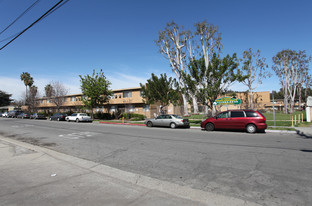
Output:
0 0 312 100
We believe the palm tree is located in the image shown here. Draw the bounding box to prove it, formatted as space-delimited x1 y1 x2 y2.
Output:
44 84 53 97
20 72 34 104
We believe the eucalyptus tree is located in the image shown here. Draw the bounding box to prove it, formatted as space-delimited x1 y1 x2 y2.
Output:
155 21 191 115
186 54 247 115
193 21 222 113
241 48 270 109
140 73 180 114
79 69 112 119
272 50 310 113
156 21 223 115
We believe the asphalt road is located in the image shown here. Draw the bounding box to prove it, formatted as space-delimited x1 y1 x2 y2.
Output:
0 118 311 206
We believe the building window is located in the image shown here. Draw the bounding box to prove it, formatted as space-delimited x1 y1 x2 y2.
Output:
123 91 132 98
71 96 76 102
126 105 135 112
143 105 149 111
110 106 117 112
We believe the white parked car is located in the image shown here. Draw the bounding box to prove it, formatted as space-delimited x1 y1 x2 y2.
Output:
2 112 8 117
65 113 92 122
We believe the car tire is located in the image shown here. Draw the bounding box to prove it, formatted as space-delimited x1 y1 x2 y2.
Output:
146 121 153 127
170 122 177 129
66 119 69 122
246 124 256 133
205 123 214 131
76 118 79 123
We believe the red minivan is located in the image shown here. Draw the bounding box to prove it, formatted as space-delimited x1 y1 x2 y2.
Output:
201 110 267 133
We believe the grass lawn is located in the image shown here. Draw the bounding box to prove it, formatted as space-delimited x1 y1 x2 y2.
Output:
262 111 306 121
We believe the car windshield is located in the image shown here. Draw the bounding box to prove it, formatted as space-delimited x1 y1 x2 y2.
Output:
171 115 182 119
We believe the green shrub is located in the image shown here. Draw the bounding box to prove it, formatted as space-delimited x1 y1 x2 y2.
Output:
121 113 145 120
94 112 113 120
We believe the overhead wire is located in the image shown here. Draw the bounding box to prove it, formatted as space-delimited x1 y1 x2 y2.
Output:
0 0 41 36
0 0 70 51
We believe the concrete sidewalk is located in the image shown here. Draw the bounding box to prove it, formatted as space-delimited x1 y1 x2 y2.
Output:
0 136 261 206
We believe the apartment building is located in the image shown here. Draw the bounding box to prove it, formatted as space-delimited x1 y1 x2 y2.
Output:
36 87 162 118
35 87 272 118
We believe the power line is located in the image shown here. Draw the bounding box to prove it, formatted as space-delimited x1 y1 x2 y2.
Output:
0 0 41 36
0 0 70 51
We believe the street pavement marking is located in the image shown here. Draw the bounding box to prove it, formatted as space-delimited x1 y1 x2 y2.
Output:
59 132 98 140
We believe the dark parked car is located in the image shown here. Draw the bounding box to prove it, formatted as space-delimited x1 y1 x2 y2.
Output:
49 113 67 121
8 110 23 118
17 112 31 119
201 110 267 133
145 114 190 129
30 113 46 120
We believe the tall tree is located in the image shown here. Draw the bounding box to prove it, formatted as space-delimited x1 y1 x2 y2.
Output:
49 81 69 112
44 84 53 97
140 73 180 114
0 90 13 106
79 69 112 119
189 53 247 115
155 21 191 115
20 72 34 105
241 48 270 109
272 50 310 113
28 85 38 112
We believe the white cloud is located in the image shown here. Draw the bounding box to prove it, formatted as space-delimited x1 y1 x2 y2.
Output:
107 73 148 90
0 77 25 100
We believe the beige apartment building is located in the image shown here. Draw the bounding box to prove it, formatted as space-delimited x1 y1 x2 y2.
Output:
37 87 163 118
35 87 272 118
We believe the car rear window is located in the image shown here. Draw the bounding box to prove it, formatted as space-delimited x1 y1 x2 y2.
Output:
245 111 259 117
230 111 245 118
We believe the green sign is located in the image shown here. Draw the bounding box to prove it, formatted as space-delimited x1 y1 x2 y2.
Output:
213 97 241 105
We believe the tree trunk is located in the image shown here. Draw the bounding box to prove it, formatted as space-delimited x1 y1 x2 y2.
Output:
250 91 253 109
192 96 199 114
182 93 189 116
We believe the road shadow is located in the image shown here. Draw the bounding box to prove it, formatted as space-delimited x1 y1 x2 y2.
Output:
296 130 312 139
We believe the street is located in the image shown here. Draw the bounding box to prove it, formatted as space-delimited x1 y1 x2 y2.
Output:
0 118 311 206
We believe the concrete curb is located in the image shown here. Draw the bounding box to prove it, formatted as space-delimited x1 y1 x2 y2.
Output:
97 121 301 134
0 135 261 206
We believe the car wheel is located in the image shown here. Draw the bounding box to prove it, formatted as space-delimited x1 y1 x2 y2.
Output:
66 118 69 122
170 122 177 129
76 118 79 123
205 123 214 131
246 124 256 133
49 117 52 121
57 118 60 121
146 121 153 127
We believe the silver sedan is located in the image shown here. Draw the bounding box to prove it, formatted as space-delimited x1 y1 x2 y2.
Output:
144 114 190 129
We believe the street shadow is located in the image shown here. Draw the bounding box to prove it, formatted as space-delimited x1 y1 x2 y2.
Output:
296 130 312 139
